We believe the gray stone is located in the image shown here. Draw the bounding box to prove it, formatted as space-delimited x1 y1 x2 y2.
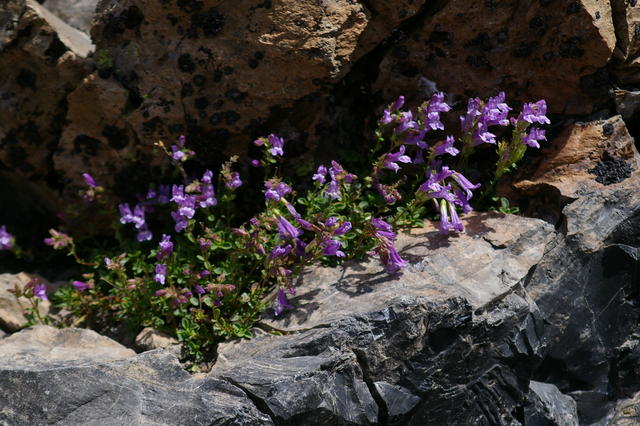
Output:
0 328 272 425
135 327 179 352
525 381 579 426
606 391 640 426
42 0 98 33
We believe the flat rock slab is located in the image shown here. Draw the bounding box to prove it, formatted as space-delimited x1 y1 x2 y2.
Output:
263 212 553 332
0 328 271 425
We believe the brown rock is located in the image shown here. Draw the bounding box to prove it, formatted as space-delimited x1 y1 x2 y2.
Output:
0 0 91 179
0 325 135 367
611 0 640 85
134 327 179 351
374 1 615 115
0 273 50 332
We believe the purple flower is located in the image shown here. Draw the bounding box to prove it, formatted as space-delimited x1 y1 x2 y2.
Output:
34 282 48 301
422 92 451 131
171 211 189 232
157 234 173 260
194 284 206 295
44 229 73 249
72 280 89 291
522 127 546 148
482 92 511 127
137 226 153 242
155 264 167 285
333 221 352 235
519 100 550 125
372 218 396 240
322 239 345 257
264 179 292 202
312 165 327 184
325 180 341 200
119 203 146 229
383 145 412 172
432 136 460 157
390 95 405 112
0 226 13 250
325 217 338 228
269 244 292 259
268 133 285 156
198 238 212 251
274 288 293 316
276 216 301 240
251 159 261 167
225 172 243 189
438 200 464 234
372 242 407 274
452 172 481 200
82 173 97 188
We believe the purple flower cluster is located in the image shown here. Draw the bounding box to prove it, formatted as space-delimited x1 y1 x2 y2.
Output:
170 170 217 232
0 225 12 250
119 203 152 241
371 218 407 274
460 92 511 147
264 179 292 202
312 161 355 200
170 135 195 162
44 229 73 249
254 133 285 157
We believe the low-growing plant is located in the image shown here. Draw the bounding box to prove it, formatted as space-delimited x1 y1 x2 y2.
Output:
1 92 549 366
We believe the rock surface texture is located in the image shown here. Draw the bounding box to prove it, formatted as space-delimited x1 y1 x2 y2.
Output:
3 0 640 200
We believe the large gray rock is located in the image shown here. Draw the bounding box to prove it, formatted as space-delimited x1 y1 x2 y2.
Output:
0 327 272 425
525 381 579 426
211 212 554 425
42 0 99 33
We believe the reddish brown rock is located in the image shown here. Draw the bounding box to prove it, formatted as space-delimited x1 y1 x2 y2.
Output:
0 0 91 179
374 0 616 115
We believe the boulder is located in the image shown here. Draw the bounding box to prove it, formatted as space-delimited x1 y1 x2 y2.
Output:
0 327 271 425
525 381 579 426
211 212 554 425
374 0 616 115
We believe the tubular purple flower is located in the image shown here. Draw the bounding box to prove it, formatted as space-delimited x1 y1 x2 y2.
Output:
157 234 174 260
522 127 546 148
274 288 293 316
267 133 285 156
322 239 345 257
296 217 314 231
520 100 550 125
383 145 412 172
433 136 460 157
482 92 511 126
171 211 189 232
0 226 13 250
422 92 451 131
276 216 301 239
449 202 464 232
372 218 396 240
194 284 206 295
155 264 167 285
333 221 352 236
137 225 153 242
452 172 481 200
34 282 48 301
438 199 452 234
119 203 145 229
269 244 292 259
73 280 89 291
312 165 327 184
373 242 407 274
264 179 291 202
225 172 242 189
82 173 97 188
44 229 73 249
324 217 338 228
328 161 344 180
390 95 405 111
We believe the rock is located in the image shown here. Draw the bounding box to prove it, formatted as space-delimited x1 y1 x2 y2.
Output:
0 273 50 332
42 0 99 33
614 89 640 138
0 325 135 365
211 212 554 425
0 340 272 425
611 0 640 85
0 0 90 181
525 381 579 426
607 391 640 426
374 1 616 115
135 327 179 351
505 116 640 423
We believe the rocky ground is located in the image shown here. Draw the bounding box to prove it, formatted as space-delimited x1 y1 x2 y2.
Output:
3 0 640 424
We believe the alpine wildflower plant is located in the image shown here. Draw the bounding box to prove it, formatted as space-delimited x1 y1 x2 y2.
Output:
6 91 548 367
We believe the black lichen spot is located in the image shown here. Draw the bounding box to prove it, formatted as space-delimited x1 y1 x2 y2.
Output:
102 125 129 150
254 51 265 60
225 111 240 125
529 16 548 37
209 112 223 125
177 0 203 14
589 158 632 185
18 121 41 146
466 55 493 70
6 146 33 173
485 0 498 8
194 97 209 109
225 88 246 102
392 45 409 58
602 123 614 136
103 6 144 40
580 68 609 98
178 54 196 73
191 8 224 38
539 0 554 6
16 69 36 89
428 31 452 45
566 2 580 13
193 74 206 86
595 11 601 20
44 36 67 61
512 42 537 58
464 32 493 51
248 58 259 69
73 135 101 156
169 123 185 134
122 6 144 29
143 116 163 133
166 14 178 26
98 69 111 79
495 28 508 44
181 82 194 97
559 37 584 58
